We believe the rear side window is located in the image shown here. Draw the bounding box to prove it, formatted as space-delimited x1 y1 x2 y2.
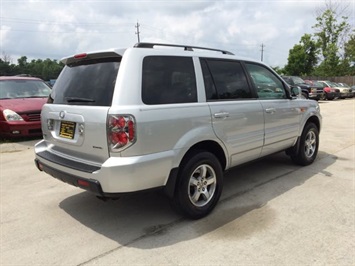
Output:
201 59 252 100
51 58 120 106
142 56 197 105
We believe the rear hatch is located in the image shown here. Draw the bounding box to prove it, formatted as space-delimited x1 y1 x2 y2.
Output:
41 51 123 164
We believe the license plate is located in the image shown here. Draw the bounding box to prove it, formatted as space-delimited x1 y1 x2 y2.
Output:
59 121 76 139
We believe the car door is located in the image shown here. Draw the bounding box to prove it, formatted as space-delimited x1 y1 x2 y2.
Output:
245 62 300 156
200 58 264 167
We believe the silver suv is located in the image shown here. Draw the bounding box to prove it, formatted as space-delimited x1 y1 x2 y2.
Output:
35 43 322 219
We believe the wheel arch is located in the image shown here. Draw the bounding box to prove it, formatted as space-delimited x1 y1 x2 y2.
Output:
306 115 321 133
164 140 227 199
287 115 321 157
183 140 227 170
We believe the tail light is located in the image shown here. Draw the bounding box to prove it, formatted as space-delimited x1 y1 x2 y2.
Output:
107 114 136 152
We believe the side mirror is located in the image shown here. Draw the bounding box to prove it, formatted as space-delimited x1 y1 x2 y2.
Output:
290 86 301 98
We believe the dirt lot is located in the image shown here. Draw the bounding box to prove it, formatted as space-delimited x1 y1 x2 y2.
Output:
1 99 354 265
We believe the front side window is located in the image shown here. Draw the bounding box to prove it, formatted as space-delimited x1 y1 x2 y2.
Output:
51 58 120 106
246 63 286 99
142 56 197 105
201 59 252 100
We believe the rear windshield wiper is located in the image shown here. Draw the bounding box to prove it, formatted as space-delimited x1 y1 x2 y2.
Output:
66 97 95 103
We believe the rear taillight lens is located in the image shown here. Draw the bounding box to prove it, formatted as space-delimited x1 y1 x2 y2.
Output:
108 114 136 152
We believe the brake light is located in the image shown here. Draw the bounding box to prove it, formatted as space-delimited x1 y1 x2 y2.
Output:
74 53 87 59
108 115 136 152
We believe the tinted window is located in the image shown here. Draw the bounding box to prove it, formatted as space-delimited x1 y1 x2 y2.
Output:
142 56 197 105
51 58 120 106
201 59 252 100
246 63 286 99
200 59 217 100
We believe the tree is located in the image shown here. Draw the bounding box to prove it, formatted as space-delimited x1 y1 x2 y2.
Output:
284 34 319 76
343 34 355 75
0 52 16 76
312 7 351 75
271 66 285 75
0 54 64 79
344 34 355 62
17 56 29 74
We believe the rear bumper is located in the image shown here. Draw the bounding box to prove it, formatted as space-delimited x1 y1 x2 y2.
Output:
35 158 105 196
34 140 175 194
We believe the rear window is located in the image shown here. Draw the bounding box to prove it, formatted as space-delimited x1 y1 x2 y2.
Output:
51 58 120 106
142 56 197 105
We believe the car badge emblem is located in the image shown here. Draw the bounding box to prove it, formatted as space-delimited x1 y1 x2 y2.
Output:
59 111 65 119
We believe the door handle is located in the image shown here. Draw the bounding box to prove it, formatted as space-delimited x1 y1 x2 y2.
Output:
265 108 276 114
214 112 230 118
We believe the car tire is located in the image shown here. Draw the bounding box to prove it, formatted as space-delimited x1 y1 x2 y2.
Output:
172 151 223 219
291 123 319 166
301 92 308 99
325 93 334 100
327 95 334 100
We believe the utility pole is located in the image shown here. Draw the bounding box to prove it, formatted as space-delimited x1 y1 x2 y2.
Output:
135 21 140 43
260 43 265 62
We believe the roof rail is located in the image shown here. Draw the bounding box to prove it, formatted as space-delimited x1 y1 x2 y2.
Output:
134 42 234 55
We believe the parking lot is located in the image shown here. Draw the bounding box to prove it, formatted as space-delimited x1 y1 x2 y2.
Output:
1 98 354 265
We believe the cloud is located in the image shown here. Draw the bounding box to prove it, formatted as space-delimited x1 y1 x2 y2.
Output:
1 0 353 67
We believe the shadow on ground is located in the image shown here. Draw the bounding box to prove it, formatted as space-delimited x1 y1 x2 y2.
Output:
59 151 336 249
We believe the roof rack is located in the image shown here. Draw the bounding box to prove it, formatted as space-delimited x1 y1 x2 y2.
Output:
134 42 234 55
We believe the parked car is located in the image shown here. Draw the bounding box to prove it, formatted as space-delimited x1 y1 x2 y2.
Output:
351 86 355 97
282 76 324 100
305 80 339 100
318 80 352 99
34 43 322 219
337 83 353 98
0 76 51 138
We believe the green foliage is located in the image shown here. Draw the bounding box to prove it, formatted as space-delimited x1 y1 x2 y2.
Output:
271 66 285 75
0 55 64 81
284 34 318 76
344 34 355 61
313 9 350 58
343 34 355 75
311 9 351 76
284 6 353 77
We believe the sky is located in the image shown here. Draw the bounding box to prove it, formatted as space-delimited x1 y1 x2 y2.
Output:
1 0 354 67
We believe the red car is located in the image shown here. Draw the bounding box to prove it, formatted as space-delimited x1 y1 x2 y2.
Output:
0 76 51 138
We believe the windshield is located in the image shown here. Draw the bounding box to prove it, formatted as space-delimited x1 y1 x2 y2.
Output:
328 82 339 87
338 83 350 88
292 77 305 84
0 80 51 99
51 57 120 106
